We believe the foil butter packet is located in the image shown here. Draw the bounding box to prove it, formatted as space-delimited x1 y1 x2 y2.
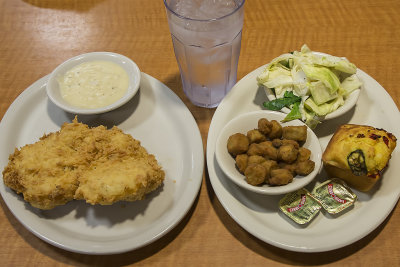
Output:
311 178 357 214
279 188 322 224
279 179 358 225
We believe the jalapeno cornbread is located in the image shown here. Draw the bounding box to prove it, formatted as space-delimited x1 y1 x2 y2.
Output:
322 124 397 192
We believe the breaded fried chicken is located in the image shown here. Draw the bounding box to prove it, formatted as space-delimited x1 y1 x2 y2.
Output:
2 118 165 210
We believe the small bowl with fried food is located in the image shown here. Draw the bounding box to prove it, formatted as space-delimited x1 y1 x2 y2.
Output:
215 110 322 195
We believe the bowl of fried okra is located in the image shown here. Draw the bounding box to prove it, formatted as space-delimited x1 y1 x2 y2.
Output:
215 110 322 195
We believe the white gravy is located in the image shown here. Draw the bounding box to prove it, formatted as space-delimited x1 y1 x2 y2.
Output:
58 60 129 109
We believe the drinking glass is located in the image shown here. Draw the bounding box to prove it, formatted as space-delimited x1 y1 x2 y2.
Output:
164 0 245 108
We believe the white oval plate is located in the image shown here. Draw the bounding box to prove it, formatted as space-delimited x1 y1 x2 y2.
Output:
215 110 322 195
207 65 400 252
0 73 203 255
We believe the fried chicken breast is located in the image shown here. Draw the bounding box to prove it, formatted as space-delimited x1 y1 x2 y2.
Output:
2 118 165 209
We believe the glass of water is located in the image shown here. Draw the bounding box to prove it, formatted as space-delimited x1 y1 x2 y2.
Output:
164 0 245 108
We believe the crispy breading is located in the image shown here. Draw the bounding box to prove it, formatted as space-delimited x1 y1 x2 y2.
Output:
2 118 165 209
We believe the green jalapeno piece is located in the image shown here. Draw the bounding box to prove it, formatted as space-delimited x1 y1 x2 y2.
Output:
347 149 367 176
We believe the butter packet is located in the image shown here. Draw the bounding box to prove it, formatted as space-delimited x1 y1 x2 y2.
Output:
311 178 357 214
279 188 322 224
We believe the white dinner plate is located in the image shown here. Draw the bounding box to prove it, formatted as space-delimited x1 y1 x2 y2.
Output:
207 65 400 252
0 73 204 255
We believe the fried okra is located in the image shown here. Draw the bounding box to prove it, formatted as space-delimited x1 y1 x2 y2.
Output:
245 164 267 185
258 141 278 160
260 160 278 179
268 169 293 185
295 159 315 175
247 129 267 143
279 162 297 175
272 138 300 149
227 133 249 156
247 141 277 160
247 143 264 156
268 120 283 139
278 144 299 163
258 118 271 135
297 147 311 162
248 155 266 166
235 154 248 173
282 125 307 142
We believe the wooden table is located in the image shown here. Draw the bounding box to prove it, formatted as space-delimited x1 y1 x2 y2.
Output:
1 0 399 265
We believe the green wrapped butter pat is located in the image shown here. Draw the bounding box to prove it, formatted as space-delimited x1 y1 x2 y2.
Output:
311 178 357 214
279 188 322 224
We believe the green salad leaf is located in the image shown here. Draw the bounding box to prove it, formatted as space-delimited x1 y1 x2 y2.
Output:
263 91 301 111
282 102 302 122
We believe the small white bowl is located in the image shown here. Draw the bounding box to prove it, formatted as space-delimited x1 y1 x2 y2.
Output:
46 52 141 115
215 110 322 195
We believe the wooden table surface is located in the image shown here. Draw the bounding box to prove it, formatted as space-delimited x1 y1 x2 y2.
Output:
1 0 399 266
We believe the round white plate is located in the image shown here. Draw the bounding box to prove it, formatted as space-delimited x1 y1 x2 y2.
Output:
207 65 400 252
0 73 204 255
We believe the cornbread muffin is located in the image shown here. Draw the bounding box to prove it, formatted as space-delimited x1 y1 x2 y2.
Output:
322 124 397 191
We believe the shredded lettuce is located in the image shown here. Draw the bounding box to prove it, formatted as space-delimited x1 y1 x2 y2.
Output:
304 96 344 116
301 64 341 93
263 66 293 89
309 81 338 105
341 74 363 95
257 44 362 128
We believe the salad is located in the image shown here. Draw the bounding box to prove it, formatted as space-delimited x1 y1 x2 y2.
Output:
257 44 362 128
